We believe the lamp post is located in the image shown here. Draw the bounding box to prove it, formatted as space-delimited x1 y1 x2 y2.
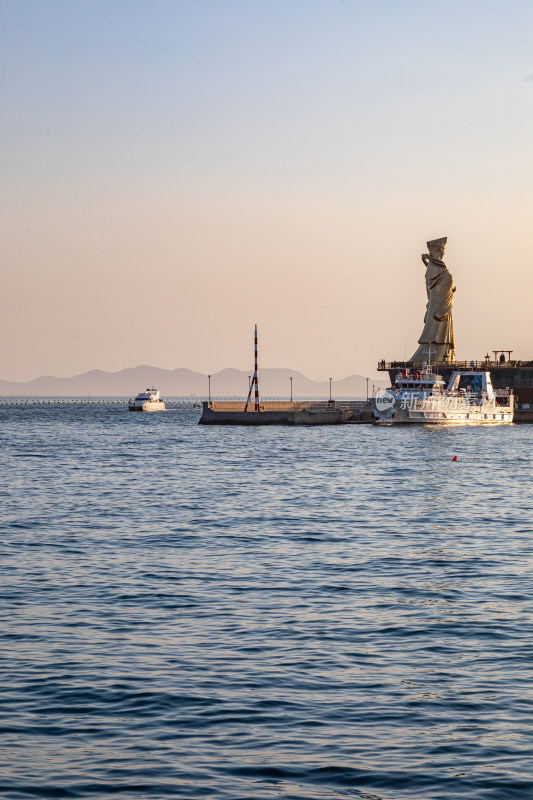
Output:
329 377 332 403
366 377 369 401
208 374 211 405
290 376 293 403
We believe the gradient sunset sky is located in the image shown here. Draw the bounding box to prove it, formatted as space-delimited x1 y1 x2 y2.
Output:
2 0 533 382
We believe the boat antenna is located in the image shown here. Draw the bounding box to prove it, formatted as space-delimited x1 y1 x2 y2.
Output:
425 343 434 373
244 324 261 412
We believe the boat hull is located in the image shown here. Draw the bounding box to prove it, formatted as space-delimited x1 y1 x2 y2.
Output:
128 402 166 412
375 407 513 425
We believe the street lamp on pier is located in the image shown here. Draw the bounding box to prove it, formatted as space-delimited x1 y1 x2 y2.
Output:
329 378 332 403
208 374 211 405
290 376 293 403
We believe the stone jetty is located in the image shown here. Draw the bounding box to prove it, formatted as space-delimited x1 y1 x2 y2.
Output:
198 400 374 425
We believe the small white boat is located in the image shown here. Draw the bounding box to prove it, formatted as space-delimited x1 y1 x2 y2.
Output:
374 367 513 425
128 388 166 412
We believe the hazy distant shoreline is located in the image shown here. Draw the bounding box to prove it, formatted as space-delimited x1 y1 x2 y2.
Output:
0 366 387 398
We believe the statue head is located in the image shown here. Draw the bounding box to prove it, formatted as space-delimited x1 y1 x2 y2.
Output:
426 236 447 260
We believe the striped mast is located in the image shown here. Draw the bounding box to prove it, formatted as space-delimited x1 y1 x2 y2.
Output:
254 324 260 412
244 324 261 412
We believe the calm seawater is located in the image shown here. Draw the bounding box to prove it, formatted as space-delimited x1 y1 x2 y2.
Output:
1 404 532 800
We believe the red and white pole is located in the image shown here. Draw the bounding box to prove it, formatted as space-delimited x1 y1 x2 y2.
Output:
254 324 260 412
243 324 261 412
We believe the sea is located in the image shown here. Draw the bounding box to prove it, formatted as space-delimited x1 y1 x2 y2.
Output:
1 402 532 800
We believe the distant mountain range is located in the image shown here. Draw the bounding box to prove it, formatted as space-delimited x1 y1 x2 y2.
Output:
0 366 387 398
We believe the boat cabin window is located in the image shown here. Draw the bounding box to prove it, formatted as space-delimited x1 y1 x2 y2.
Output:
458 375 482 393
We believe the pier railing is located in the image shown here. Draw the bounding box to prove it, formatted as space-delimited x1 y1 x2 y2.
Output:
207 400 371 412
377 359 532 371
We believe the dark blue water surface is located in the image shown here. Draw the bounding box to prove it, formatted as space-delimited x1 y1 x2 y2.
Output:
1 404 532 800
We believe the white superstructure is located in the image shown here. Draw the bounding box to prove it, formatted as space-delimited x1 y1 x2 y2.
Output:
128 388 166 412
374 368 513 425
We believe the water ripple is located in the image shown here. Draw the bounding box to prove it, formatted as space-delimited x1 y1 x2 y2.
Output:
0 406 532 799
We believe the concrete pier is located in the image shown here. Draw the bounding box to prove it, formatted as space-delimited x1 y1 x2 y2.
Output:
199 400 374 425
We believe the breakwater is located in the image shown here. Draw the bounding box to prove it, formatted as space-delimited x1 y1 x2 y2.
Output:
199 400 374 425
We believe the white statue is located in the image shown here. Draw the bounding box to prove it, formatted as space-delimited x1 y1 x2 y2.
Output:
410 237 456 363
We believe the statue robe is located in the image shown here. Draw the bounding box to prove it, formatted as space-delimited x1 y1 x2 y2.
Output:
410 256 455 363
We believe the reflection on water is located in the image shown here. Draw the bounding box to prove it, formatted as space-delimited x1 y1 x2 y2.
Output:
1 406 532 799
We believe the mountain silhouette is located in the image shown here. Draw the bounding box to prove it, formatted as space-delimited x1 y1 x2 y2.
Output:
0 366 386 398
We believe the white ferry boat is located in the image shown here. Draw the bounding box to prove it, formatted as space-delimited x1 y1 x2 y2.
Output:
128 388 166 412
374 367 513 425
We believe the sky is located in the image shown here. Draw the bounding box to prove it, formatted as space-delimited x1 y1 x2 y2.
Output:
1 0 533 382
